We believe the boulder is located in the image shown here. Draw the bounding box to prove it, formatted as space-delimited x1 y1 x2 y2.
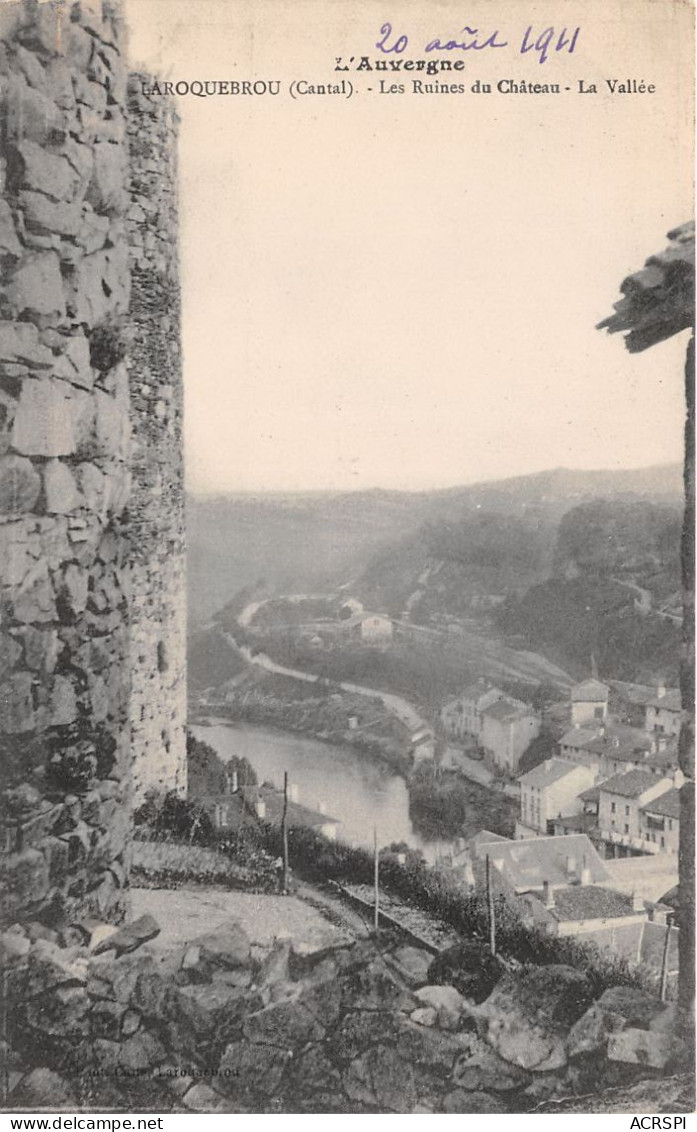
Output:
415 984 467 1031
25 984 91 1038
344 1045 417 1113
478 965 592 1072
411 1006 437 1027
338 955 416 1013
0 930 31 964
192 921 251 970
182 1083 229 1114
118 1030 167 1072
607 1027 683 1071
173 981 250 1039
427 939 504 1003
567 1003 627 1061
453 1041 531 1093
11 1067 77 1109
217 1040 291 1100
388 944 433 988
596 986 664 1029
92 913 160 957
243 994 326 1048
326 1008 402 1062
288 925 354 978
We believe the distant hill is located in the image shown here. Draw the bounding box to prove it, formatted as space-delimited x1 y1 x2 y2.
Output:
187 463 683 625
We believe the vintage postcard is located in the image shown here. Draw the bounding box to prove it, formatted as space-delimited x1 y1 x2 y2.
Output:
0 0 694 1120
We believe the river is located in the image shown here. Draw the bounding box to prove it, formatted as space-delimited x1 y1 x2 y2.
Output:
190 720 449 864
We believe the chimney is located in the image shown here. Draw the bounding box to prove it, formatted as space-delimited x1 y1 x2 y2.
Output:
289 783 300 803
542 880 555 908
255 799 266 820
566 855 577 881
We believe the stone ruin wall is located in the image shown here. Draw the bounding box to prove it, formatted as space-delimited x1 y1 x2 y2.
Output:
126 77 186 807
0 0 185 929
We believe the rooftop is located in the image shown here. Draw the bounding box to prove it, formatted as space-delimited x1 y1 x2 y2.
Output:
598 769 669 799
640 787 681 820
241 786 340 830
571 679 609 702
550 885 638 922
647 689 682 712
477 833 610 890
460 680 504 707
579 785 601 803
519 758 584 789
481 697 533 723
611 681 661 707
554 812 599 833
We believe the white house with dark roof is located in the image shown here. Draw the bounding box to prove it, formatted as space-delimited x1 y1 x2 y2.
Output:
480 697 540 773
516 758 596 839
440 679 505 741
570 678 609 726
639 787 681 854
597 770 673 856
645 689 681 737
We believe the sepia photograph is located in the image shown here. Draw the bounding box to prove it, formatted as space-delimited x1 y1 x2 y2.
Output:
0 0 694 1119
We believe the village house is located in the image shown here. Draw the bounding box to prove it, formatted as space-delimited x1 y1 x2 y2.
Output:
349 613 394 646
440 679 505 742
516 758 596 839
639 787 680 855
472 831 612 894
596 770 673 857
645 688 682 737
519 883 649 944
480 697 541 773
570 678 609 726
610 681 660 729
556 721 674 781
200 780 341 841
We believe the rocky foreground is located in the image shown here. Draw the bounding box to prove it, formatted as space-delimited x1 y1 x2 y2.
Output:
1 913 693 1114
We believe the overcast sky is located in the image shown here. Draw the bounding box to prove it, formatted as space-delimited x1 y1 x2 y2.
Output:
124 0 693 493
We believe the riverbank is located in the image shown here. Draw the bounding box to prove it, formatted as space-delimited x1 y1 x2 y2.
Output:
196 667 413 775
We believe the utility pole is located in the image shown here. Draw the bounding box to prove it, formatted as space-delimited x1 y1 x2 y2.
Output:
373 826 379 933
659 923 672 1001
281 771 289 894
486 853 496 956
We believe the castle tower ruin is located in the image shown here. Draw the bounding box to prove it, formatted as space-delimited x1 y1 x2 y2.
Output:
0 0 186 927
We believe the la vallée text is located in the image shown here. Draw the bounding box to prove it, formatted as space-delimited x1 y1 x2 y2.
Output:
139 77 657 98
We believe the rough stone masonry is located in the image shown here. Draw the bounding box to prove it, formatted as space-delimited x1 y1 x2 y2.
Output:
0 0 186 929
